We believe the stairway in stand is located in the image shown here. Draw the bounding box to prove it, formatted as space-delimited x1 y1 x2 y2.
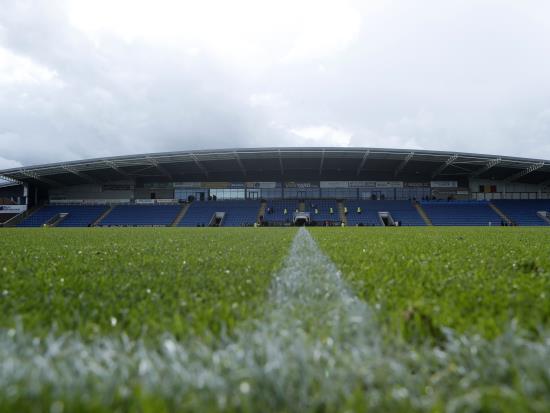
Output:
414 202 432 226
488 202 512 225
337 201 347 225
171 203 190 227
3 204 43 227
92 205 114 226
257 201 266 224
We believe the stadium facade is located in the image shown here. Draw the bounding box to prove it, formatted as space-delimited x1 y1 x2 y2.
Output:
1 147 550 227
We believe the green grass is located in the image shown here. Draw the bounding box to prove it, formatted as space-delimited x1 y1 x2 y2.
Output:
0 228 295 340
2 226 550 412
311 227 550 341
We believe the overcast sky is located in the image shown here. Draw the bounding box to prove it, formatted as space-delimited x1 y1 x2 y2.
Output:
1 0 550 169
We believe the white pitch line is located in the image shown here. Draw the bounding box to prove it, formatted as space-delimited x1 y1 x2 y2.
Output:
0 227 382 409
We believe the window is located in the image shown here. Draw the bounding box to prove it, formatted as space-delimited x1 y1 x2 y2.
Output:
210 189 245 200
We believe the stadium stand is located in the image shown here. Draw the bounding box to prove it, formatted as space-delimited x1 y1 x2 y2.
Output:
11 199 550 228
8 199 550 227
492 200 550 226
345 200 425 226
378 201 426 226
58 206 110 227
421 200 501 226
179 200 260 227
305 199 340 224
221 201 261 226
178 202 221 227
263 200 299 225
18 205 108 227
3 147 550 228
99 205 181 226
345 200 380 226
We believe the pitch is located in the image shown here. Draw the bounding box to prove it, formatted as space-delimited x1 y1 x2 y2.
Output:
1 227 549 412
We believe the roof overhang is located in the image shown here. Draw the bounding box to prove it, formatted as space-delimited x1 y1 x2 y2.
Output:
1 147 549 187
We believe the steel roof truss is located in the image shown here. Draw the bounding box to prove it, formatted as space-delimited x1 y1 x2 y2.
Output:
356 150 370 176
145 157 173 179
20 170 62 187
505 162 545 183
61 165 100 184
234 152 247 177
470 157 501 178
190 153 209 178
394 152 414 177
104 160 130 177
431 154 458 178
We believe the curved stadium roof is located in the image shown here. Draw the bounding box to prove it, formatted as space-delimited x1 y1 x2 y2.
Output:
1 147 549 187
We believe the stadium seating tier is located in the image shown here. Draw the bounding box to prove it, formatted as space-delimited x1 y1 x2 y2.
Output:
305 199 340 224
492 200 550 226
263 200 299 225
421 201 501 226
345 200 425 226
13 199 550 227
99 205 181 226
179 200 260 227
18 205 108 227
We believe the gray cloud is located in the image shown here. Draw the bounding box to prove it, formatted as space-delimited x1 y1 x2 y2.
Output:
1 0 550 169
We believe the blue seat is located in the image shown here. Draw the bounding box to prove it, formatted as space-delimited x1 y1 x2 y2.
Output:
179 201 260 227
99 205 181 226
305 199 340 223
345 200 425 226
492 200 550 226
421 201 500 226
263 200 299 225
18 205 108 227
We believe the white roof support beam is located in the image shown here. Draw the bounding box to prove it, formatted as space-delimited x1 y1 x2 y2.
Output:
356 150 370 176
278 149 284 176
20 170 62 187
431 154 458 178
145 157 173 179
61 165 100 184
190 153 208 178
394 152 414 177
505 162 545 183
319 149 325 175
470 157 501 178
104 160 130 177
0 175 21 185
234 152 247 177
